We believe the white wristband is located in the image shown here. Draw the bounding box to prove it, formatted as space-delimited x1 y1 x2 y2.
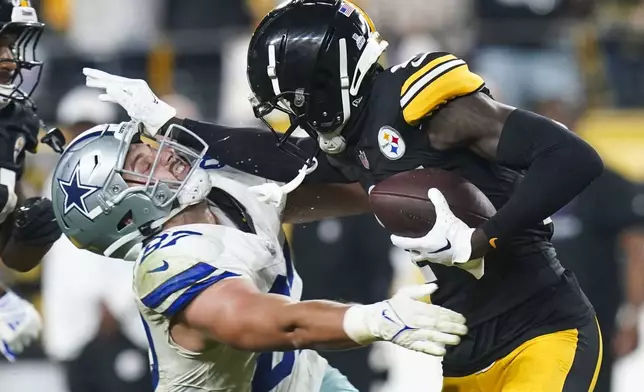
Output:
343 305 377 345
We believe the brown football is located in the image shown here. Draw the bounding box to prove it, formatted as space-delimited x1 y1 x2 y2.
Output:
369 168 497 238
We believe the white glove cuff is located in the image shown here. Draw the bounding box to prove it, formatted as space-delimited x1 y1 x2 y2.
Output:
146 101 177 135
343 305 378 345
452 227 476 264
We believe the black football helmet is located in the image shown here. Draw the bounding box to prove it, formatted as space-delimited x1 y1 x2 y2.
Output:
0 0 44 103
247 0 388 165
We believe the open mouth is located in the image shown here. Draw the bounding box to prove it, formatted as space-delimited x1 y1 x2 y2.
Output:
169 158 189 180
0 67 15 85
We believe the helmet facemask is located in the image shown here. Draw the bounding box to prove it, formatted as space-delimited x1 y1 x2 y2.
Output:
54 122 211 260
0 3 43 104
249 90 321 168
111 123 210 211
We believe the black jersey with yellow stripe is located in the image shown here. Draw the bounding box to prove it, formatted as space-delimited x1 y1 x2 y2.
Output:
328 51 594 374
398 52 486 125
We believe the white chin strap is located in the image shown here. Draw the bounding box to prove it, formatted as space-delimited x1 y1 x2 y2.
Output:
104 168 212 260
318 38 351 156
318 33 388 156
248 158 319 210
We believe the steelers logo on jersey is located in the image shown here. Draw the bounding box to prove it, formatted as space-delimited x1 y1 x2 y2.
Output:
378 126 405 160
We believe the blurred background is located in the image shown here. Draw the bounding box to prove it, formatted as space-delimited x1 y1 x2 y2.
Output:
3 0 644 391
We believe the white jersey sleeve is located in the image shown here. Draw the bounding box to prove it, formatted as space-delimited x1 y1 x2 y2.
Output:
133 227 251 319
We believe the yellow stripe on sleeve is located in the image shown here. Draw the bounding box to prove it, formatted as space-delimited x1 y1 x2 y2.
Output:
400 54 457 97
402 61 485 124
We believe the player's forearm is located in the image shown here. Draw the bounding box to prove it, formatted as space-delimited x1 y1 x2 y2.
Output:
228 296 359 352
173 118 353 184
2 240 50 272
475 109 603 253
283 183 370 224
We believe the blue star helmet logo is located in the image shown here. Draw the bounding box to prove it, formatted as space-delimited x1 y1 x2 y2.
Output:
58 163 100 218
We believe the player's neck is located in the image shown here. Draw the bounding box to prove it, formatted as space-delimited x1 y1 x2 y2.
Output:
164 202 218 229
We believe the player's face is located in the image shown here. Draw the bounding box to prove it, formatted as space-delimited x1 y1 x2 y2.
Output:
122 141 191 186
0 34 17 86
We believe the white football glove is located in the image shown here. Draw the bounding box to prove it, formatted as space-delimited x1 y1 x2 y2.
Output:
83 68 176 136
390 188 485 279
0 291 42 362
343 283 467 356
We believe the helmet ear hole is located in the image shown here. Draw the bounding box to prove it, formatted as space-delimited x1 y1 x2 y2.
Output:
116 209 133 232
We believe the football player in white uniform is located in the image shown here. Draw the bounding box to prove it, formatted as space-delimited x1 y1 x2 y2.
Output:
49 121 468 391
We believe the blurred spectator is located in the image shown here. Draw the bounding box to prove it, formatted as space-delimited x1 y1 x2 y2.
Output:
472 0 591 111
161 93 203 121
64 303 152 392
163 0 252 122
614 232 644 360
367 0 473 62
41 86 151 392
292 215 394 391
216 0 280 126
66 0 162 60
56 85 119 131
597 0 644 107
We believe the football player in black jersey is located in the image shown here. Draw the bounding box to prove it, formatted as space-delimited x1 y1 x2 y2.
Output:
85 1 605 390
0 0 62 362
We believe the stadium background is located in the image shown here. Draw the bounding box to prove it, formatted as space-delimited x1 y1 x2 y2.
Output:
2 0 644 391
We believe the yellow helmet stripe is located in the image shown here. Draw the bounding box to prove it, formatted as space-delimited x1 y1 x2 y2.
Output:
344 1 376 32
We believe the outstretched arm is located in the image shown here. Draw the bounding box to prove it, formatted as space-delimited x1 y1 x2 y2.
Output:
282 182 370 224
174 120 372 222
83 68 355 185
174 278 467 355
176 119 353 184
177 278 355 352
82 68 371 222
427 93 603 258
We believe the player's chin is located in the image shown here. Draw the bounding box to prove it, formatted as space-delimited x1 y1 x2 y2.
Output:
173 170 189 182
